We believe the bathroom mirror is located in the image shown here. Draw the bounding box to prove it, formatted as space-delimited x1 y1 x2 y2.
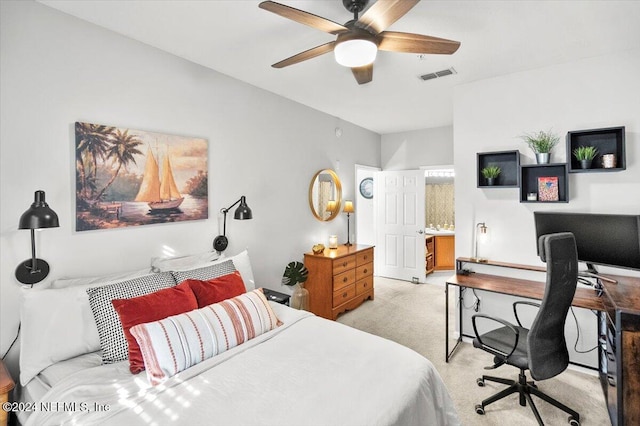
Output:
309 169 342 221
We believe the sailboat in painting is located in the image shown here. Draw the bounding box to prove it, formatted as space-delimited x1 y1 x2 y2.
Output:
135 147 184 210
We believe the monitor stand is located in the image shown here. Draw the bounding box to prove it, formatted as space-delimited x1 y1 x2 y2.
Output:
579 263 618 291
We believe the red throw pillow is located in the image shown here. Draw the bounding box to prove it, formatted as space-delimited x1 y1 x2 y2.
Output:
112 281 198 374
183 271 246 307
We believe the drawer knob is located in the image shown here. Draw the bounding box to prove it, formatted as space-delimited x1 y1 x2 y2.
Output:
343 277 348 282
343 262 348 267
343 292 348 298
363 255 368 260
363 283 368 287
363 268 368 274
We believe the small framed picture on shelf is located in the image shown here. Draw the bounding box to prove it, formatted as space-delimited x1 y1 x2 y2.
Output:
538 176 559 201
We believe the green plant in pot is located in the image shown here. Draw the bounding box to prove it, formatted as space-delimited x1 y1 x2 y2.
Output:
573 146 598 169
481 166 501 186
282 261 309 310
520 130 560 164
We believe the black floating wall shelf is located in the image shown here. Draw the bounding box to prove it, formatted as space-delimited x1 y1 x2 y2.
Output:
477 150 520 188
567 126 626 173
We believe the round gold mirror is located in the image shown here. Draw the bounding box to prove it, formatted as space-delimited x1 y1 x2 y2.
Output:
309 169 342 221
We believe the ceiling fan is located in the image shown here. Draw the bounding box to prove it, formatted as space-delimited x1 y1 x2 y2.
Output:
259 0 460 85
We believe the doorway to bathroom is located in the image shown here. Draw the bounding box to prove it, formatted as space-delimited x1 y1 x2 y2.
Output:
423 166 455 273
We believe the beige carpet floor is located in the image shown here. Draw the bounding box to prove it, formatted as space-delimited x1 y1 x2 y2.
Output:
336 273 610 425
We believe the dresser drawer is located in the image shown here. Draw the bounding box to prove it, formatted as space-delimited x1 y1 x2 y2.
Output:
334 269 355 291
333 285 356 307
333 255 356 275
356 249 373 266
355 263 373 281
356 276 372 295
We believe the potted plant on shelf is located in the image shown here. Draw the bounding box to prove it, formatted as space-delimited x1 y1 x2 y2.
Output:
481 166 501 186
573 146 598 169
282 261 309 310
520 130 560 164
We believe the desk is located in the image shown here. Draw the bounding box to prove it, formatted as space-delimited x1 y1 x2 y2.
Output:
445 257 640 426
446 258 603 362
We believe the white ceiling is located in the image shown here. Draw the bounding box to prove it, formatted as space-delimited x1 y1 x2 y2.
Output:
38 0 640 134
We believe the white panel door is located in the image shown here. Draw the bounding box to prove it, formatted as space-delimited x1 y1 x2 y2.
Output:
375 170 426 283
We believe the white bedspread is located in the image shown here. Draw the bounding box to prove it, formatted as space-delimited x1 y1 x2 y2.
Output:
26 304 459 426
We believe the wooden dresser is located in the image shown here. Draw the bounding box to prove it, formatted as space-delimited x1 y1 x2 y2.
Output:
304 245 374 320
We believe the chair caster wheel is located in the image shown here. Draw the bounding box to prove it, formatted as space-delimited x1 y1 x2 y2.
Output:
475 404 485 415
476 378 485 387
569 416 580 426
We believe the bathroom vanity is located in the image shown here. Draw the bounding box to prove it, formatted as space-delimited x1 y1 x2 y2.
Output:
426 230 455 272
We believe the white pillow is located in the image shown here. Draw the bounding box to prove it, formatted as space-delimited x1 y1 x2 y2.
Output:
131 289 280 385
150 250 222 273
226 250 256 291
20 283 101 385
19 271 164 385
51 268 152 289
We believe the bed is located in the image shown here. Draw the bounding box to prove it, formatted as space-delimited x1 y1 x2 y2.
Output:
17 251 459 426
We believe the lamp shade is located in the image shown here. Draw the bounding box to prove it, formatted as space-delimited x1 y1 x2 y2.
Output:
343 200 354 214
477 223 489 244
19 190 59 230
334 38 377 68
214 196 252 252
233 196 252 220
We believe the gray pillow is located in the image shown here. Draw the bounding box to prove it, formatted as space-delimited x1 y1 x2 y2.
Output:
87 272 177 364
171 259 236 283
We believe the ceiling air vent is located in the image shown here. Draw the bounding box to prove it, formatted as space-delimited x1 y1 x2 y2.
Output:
420 67 457 81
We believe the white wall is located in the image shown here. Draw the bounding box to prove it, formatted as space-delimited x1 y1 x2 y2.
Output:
453 49 640 270
0 1 380 377
453 49 640 367
381 126 453 170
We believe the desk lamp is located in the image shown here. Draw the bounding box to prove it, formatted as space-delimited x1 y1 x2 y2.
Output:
15 190 59 284
213 196 252 252
472 222 489 263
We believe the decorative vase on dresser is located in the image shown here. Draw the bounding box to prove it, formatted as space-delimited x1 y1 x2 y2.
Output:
304 244 374 320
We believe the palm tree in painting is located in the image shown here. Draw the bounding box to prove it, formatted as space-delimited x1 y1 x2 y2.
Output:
93 128 143 201
75 122 115 199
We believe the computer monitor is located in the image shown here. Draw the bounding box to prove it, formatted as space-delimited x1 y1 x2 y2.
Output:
534 211 640 273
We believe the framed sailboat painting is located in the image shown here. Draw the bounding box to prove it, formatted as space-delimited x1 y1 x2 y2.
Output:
75 122 208 231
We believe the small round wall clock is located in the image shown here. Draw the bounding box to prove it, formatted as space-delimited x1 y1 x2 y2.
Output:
359 177 373 199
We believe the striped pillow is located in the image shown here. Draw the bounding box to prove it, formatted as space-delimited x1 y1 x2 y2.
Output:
130 288 281 385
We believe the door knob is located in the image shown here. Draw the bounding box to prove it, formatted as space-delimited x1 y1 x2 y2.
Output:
417 229 424 234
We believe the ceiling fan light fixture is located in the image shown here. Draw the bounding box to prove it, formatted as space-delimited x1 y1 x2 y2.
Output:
334 38 377 68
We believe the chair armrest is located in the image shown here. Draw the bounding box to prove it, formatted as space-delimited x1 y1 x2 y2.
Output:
513 301 540 328
472 314 519 360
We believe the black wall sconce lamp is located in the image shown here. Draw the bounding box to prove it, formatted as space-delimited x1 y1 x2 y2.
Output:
213 196 252 252
15 190 60 285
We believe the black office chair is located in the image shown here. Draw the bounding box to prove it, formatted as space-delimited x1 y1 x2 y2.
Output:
471 232 580 426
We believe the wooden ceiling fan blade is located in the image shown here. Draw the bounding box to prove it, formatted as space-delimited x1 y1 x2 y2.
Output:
259 1 348 35
351 64 373 85
272 41 337 68
378 31 460 54
356 0 419 34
